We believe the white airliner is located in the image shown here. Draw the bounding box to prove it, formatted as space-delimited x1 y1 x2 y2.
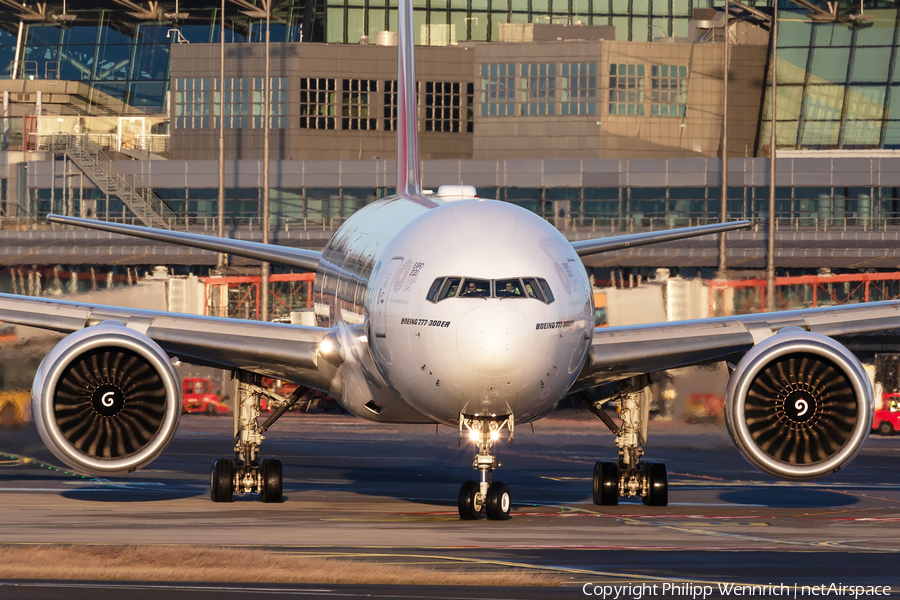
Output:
0 0 888 520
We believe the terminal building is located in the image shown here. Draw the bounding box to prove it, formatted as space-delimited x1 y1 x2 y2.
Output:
0 0 899 272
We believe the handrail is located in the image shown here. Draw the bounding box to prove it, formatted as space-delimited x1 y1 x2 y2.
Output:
43 133 178 229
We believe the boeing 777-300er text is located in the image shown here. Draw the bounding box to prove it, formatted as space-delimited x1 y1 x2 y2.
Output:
0 2 888 519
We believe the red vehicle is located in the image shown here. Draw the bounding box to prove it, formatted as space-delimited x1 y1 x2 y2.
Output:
182 377 230 416
873 393 900 435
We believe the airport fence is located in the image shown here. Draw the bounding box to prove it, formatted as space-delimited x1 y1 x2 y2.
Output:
708 272 900 316
6 214 900 235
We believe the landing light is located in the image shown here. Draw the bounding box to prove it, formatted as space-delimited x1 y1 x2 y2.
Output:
319 339 334 354
490 430 500 441
469 430 480 441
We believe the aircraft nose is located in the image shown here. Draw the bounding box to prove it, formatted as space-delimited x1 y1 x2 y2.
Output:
457 305 529 378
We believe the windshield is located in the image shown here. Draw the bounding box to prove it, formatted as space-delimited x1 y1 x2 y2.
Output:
459 278 491 298
427 276 554 303
496 279 525 298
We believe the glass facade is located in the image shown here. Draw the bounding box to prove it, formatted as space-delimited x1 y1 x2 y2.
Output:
761 8 900 151
322 0 707 43
17 16 173 111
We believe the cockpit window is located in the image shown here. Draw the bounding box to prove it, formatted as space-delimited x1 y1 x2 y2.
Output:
438 277 462 301
522 278 544 301
496 279 525 298
426 278 445 303
538 278 555 304
460 278 491 298
426 276 554 304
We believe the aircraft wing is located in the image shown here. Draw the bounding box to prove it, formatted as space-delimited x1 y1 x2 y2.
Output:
47 215 322 272
0 293 338 390
575 300 900 389
571 220 750 257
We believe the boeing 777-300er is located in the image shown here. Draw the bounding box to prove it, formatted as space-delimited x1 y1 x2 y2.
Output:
0 1 888 520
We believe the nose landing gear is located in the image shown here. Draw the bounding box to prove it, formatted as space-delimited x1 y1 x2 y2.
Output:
457 414 513 520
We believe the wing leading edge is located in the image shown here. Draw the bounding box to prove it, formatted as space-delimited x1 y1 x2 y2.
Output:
571 220 750 257
575 300 900 389
0 293 339 390
47 215 322 272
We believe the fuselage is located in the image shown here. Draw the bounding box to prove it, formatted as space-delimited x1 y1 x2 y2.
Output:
313 195 593 426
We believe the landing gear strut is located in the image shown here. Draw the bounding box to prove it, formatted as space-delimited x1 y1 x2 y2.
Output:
580 378 668 507
209 370 309 504
457 413 513 521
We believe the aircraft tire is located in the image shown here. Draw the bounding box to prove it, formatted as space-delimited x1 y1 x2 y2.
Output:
485 481 511 520
642 462 668 507
260 458 283 503
210 457 234 503
458 480 484 520
593 461 619 506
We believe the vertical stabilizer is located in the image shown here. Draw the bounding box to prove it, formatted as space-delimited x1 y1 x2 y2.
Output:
396 0 431 204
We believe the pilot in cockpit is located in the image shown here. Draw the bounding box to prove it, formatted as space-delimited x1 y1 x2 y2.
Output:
461 282 479 296
497 280 522 298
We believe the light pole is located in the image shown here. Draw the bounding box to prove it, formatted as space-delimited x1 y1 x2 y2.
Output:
217 0 226 270
718 0 729 275
766 0 778 312
261 0 271 321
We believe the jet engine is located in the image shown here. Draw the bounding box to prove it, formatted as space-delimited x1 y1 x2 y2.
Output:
724 328 873 480
32 322 181 476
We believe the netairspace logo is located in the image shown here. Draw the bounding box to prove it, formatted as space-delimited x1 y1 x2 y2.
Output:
582 583 893 599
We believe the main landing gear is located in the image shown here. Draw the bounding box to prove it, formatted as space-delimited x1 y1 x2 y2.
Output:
579 377 668 507
209 371 309 504
457 413 513 521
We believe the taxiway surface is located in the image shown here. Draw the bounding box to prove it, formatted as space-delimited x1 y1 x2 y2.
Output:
1 410 898 595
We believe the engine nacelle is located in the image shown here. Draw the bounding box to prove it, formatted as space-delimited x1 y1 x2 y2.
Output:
32 322 181 476
724 329 873 480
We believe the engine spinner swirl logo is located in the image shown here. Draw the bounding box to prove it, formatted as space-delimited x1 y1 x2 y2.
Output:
783 388 817 424
91 383 125 418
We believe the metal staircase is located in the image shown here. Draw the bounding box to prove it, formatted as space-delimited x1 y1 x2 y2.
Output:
47 134 177 229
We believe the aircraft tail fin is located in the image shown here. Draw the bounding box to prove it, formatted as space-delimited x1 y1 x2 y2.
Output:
396 0 429 203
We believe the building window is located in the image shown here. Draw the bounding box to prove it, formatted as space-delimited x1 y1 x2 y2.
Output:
466 82 474 133
300 78 337 130
383 80 425 132
266 77 289 128
174 78 211 129
480 63 516 117
521 63 556 116
650 65 687 117
561 63 597 116
342 79 376 130
218 77 249 129
213 78 287 129
609 63 645 116
384 80 397 131
425 81 462 132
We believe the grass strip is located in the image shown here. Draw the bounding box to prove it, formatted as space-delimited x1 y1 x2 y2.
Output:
0 544 560 586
